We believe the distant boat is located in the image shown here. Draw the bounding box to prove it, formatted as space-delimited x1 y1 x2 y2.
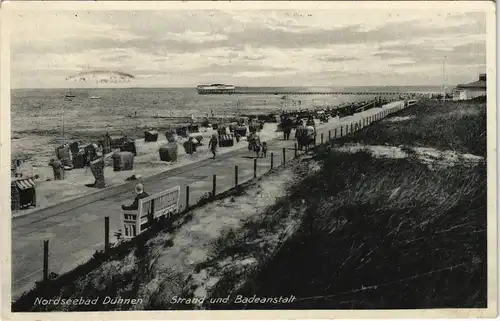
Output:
196 84 236 95
90 96 101 99
65 94 75 98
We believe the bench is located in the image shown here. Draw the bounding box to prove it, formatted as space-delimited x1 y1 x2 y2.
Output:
120 185 180 239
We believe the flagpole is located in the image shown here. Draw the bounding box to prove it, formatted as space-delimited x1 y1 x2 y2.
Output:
442 57 446 101
62 102 65 144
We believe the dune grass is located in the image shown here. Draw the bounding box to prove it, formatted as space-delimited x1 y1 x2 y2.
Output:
223 150 487 309
336 98 487 157
206 99 488 309
13 98 488 310
11 166 299 312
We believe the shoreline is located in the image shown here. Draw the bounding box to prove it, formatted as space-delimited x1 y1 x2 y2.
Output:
12 122 283 218
11 97 387 218
12 109 357 219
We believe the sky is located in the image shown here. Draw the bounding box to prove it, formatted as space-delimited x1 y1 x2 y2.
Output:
10 8 487 88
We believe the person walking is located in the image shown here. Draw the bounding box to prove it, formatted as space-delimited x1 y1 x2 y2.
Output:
262 141 268 158
209 134 218 159
284 127 291 140
49 158 65 180
255 141 262 158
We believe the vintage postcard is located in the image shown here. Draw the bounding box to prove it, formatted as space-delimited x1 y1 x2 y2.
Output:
1 1 497 320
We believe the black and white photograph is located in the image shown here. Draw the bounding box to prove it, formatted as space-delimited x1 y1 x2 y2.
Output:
2 1 496 319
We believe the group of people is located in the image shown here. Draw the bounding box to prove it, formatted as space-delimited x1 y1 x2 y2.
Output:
207 132 268 160
249 133 268 158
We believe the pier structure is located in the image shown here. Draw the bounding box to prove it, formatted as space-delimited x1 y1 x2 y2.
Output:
198 91 421 96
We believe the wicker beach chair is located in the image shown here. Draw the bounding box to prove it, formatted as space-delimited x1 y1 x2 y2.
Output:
159 143 178 162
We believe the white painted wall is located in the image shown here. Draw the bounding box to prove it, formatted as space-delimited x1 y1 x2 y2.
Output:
453 88 486 101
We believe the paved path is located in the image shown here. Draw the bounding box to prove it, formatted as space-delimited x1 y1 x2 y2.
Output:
11 101 408 299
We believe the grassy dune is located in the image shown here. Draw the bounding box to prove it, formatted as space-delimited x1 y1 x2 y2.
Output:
12 166 304 312
13 98 488 310
206 98 487 309
227 152 486 309
336 97 487 157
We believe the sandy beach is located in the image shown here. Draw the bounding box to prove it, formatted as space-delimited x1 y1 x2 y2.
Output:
14 122 283 213
11 87 374 165
11 87 368 214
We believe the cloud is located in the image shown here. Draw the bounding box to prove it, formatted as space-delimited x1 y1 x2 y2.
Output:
376 37 487 67
318 56 360 63
10 9 488 88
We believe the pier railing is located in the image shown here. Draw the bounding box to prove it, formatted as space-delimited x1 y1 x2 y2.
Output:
199 91 423 96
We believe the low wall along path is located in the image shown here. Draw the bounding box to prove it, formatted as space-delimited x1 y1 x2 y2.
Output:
12 100 412 300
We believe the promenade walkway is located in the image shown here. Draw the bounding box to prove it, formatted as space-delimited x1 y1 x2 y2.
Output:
12 100 409 299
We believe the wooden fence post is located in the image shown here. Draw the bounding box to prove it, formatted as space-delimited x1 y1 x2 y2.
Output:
104 216 110 252
253 158 257 178
350 123 353 132
321 133 324 144
340 126 343 136
294 143 297 157
235 165 239 187
328 130 331 140
335 128 337 138
43 240 49 281
270 153 274 170
212 174 216 197
282 148 286 165
185 185 190 209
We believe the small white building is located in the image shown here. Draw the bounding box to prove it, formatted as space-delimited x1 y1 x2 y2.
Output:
453 74 486 101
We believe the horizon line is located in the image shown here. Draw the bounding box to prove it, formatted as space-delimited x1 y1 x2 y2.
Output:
11 84 455 90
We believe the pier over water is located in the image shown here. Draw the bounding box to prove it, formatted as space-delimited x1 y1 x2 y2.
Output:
199 91 415 96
